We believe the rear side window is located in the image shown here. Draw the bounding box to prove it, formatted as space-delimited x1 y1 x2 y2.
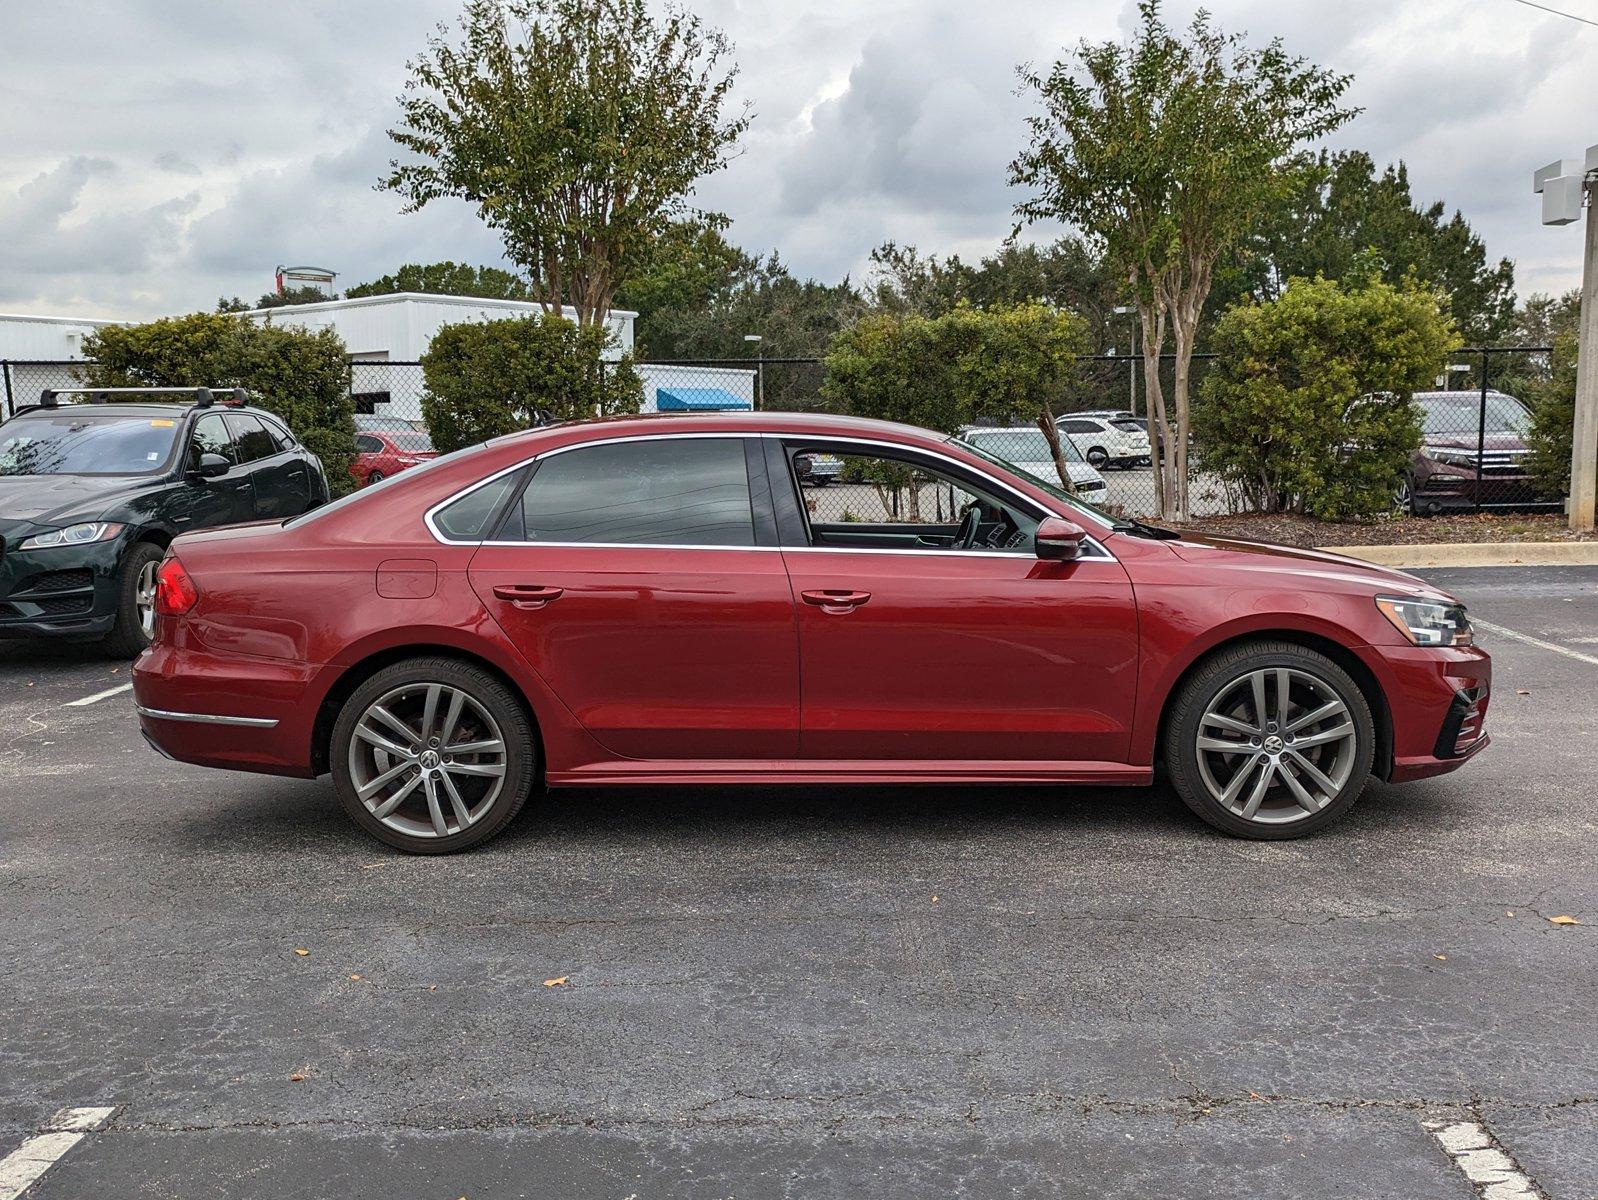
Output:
262 415 297 451
433 472 520 541
355 435 383 454
226 413 278 464
513 438 755 546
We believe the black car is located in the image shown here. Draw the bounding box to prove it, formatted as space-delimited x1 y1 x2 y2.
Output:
0 387 329 656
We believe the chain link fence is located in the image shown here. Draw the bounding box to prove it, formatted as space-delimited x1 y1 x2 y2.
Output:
1 346 1569 518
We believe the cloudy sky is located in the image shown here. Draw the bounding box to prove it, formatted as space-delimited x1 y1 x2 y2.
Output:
1 0 1592 320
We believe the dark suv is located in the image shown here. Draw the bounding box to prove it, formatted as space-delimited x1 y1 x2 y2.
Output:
0 387 329 655
1400 390 1549 514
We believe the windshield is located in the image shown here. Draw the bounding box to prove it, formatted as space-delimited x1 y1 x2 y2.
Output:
1417 393 1529 436
962 429 1084 462
953 435 1115 528
0 412 181 477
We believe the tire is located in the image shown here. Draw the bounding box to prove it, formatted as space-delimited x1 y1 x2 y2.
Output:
366 470 385 487
102 541 165 659
1086 446 1109 468
331 657 538 854
1396 475 1418 516
1163 640 1374 840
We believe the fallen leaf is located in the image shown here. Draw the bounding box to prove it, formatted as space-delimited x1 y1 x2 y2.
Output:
543 976 569 988
1548 915 1580 926
294 948 310 956
348 974 363 981
289 1074 306 1083
930 895 939 904
1248 1091 1262 1100
1506 911 1515 917
1434 954 1447 962
1516 689 1530 696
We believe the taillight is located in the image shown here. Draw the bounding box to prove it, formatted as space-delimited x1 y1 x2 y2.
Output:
154 555 199 617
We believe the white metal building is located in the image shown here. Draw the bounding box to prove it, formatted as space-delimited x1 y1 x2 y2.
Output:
0 312 126 361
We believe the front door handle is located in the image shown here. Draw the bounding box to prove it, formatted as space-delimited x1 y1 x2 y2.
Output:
493 584 565 610
800 589 871 614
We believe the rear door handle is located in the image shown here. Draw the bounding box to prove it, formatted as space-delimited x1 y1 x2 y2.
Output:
493 584 565 609
800 589 871 614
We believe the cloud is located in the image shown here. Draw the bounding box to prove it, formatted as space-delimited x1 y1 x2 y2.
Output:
0 0 1591 318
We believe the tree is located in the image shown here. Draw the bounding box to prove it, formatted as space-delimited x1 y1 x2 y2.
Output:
419 314 642 452
1217 151 1516 343
1193 274 1458 518
823 303 1090 504
1011 0 1356 520
613 215 753 355
1524 328 1580 498
345 262 531 300
216 288 335 313
383 0 749 328
83 313 357 494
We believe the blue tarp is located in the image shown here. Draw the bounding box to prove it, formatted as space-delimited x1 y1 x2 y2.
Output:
655 387 751 412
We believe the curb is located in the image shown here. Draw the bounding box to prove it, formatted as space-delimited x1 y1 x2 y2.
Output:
1317 541 1598 568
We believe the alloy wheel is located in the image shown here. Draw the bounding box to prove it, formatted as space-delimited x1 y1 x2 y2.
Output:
1193 667 1357 825
347 682 508 839
135 559 158 640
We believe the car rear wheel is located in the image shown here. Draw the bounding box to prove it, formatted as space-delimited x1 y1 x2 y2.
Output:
366 470 386 486
1396 475 1418 516
1086 446 1108 467
1163 641 1374 839
102 541 164 659
331 658 538 854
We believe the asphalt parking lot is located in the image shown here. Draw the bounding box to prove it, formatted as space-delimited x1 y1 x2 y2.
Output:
1 565 1595 1199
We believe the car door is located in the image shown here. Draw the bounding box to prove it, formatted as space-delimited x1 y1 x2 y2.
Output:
170 411 254 533
227 412 308 518
772 438 1140 764
465 434 800 760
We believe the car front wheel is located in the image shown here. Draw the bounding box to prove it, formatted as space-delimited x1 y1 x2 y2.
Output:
1086 446 1108 467
1163 641 1374 839
331 657 538 854
102 541 165 659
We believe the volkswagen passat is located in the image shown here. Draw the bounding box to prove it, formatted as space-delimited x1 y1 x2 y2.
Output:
133 413 1490 854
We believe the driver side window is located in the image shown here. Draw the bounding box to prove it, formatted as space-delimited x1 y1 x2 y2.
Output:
188 412 237 472
792 447 1039 553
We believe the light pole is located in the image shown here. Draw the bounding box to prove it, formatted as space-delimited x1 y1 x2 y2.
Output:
1534 147 1598 531
743 334 764 411
1113 305 1137 414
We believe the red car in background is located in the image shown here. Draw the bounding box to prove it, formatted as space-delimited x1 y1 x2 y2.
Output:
134 412 1489 854
350 429 438 487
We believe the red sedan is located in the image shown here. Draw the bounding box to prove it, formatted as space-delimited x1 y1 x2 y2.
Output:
133 412 1490 853
350 429 438 488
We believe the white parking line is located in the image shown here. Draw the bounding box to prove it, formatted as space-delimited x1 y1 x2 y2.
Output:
62 683 132 708
0 1106 116 1200
1474 619 1598 667
1423 1117 1545 1199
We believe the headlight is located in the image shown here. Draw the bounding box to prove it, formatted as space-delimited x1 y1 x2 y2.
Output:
1375 595 1473 647
1430 450 1476 468
16 522 125 551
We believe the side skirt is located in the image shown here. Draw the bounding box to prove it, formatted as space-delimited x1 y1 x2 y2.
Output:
546 760 1154 787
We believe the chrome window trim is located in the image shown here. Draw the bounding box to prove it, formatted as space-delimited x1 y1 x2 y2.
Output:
136 705 280 729
422 429 1117 561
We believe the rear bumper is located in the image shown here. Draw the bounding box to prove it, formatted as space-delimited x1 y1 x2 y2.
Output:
1358 642 1492 783
132 641 332 778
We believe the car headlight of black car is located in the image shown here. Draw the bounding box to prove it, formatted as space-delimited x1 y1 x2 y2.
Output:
16 522 125 551
1375 595 1473 647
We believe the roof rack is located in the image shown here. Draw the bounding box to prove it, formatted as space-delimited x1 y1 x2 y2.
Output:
37 386 250 410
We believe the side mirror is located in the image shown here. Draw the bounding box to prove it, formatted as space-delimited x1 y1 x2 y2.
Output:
189 453 230 480
1035 515 1086 561
793 454 815 480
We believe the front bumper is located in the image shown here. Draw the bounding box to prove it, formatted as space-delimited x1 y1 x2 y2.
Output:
133 639 333 778
1357 642 1492 783
0 537 122 640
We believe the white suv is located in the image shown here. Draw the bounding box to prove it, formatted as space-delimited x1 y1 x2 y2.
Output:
1056 414 1151 469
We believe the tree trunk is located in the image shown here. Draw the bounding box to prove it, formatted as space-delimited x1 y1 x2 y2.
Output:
1035 412 1076 494
1139 305 1172 519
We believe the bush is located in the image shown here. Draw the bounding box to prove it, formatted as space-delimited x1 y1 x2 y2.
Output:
419 315 643 453
84 312 357 494
821 302 1089 432
1524 330 1578 499
1193 275 1459 518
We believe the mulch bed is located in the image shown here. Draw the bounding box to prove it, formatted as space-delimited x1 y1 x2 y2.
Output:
1167 511 1596 548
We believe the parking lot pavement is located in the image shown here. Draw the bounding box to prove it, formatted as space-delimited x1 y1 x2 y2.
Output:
1 565 1594 1199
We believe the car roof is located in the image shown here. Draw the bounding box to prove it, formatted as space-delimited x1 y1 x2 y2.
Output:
493 410 963 453
1411 390 1519 401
